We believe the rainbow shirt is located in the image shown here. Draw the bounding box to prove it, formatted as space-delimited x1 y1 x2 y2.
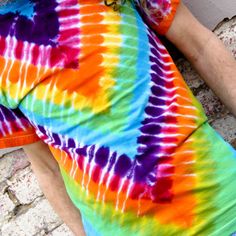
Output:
0 0 236 235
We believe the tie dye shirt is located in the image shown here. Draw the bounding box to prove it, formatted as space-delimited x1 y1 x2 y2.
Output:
1 0 236 235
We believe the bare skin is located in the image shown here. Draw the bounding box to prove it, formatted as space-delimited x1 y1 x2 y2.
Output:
23 141 86 236
23 2 236 235
166 2 236 117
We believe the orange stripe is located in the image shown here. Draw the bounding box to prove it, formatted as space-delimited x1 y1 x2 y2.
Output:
79 2 107 15
0 130 40 148
0 56 54 100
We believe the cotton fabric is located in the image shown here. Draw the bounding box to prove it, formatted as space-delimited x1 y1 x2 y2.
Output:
0 0 236 235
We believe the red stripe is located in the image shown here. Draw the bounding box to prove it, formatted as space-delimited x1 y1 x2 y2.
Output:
15 41 23 60
0 37 6 55
58 9 79 18
59 28 80 42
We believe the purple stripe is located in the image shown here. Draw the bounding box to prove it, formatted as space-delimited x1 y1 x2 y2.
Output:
0 105 16 121
149 96 166 106
95 146 110 167
0 0 59 46
132 31 168 182
114 154 132 177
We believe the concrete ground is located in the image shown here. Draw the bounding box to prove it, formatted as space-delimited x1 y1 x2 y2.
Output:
0 17 236 236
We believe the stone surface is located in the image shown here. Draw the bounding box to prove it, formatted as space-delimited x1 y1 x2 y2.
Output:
212 114 236 144
7 166 43 205
0 181 7 193
214 17 236 58
196 89 229 122
231 139 236 149
0 220 25 236
0 149 30 182
1 198 62 236
0 147 21 157
0 192 16 226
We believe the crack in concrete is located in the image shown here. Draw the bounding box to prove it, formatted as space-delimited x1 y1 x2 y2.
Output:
45 223 64 234
11 195 44 217
4 187 19 205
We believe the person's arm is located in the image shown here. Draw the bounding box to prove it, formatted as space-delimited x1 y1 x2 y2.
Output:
23 141 86 236
165 2 236 117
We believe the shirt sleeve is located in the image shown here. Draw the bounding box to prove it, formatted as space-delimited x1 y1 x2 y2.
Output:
0 105 40 149
135 0 181 35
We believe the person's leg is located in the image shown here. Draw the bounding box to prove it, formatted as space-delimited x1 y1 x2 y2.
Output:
23 141 86 236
